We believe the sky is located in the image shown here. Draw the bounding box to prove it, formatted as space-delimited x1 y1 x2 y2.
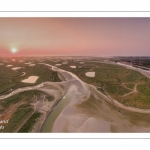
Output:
0 18 150 56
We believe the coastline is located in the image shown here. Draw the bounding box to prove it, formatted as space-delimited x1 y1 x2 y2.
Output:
1 61 150 132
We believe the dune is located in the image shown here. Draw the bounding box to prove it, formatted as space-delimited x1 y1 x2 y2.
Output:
80 62 85 64
12 67 21 70
85 72 95 77
70 66 76 68
29 64 35 66
21 76 39 83
24 62 31 64
62 62 68 64
6 65 13 67
55 64 61 66
19 60 24 62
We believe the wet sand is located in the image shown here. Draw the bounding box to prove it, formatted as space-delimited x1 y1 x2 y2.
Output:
52 82 150 132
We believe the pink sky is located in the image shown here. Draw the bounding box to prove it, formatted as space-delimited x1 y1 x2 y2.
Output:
0 18 150 56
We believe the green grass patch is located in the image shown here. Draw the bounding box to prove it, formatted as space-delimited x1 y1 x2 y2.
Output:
125 83 135 89
3 107 34 132
18 112 42 132
54 60 150 109
0 64 62 95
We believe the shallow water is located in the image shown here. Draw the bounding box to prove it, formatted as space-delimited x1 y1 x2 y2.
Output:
41 94 71 132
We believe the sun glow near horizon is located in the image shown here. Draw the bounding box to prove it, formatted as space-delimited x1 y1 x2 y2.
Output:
11 47 18 53
0 18 149 56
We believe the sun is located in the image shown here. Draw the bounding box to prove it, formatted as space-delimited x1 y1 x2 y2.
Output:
11 48 17 53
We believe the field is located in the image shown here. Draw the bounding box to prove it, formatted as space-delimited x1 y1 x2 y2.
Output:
43 58 150 109
2 56 148 109
18 112 42 132
0 57 61 95
0 89 54 132
1 56 150 133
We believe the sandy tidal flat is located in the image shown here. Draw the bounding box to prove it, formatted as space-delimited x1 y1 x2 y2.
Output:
41 63 150 133
52 81 150 133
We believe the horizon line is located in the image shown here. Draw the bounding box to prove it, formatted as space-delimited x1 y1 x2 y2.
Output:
0 55 150 57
